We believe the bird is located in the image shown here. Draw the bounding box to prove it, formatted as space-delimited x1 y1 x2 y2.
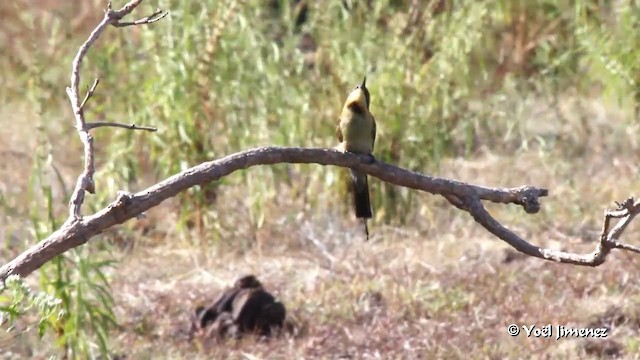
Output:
336 76 376 239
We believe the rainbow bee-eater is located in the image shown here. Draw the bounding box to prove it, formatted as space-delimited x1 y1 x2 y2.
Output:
336 77 376 239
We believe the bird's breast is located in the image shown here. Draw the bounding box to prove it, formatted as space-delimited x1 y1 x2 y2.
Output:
339 110 374 154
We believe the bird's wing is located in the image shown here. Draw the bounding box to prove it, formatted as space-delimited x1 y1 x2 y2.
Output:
371 114 376 151
336 119 343 142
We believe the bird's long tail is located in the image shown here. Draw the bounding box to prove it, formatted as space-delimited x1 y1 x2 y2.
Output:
351 170 372 219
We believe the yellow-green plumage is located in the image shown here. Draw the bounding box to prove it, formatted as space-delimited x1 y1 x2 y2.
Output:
336 77 376 221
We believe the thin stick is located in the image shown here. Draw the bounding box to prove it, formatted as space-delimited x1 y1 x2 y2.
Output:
85 122 157 132
110 9 168 27
78 78 100 110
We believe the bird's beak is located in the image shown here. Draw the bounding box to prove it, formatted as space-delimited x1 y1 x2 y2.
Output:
360 76 367 88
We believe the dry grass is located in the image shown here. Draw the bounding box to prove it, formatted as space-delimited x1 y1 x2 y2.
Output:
102 204 640 359
3 92 640 358
11 135 640 359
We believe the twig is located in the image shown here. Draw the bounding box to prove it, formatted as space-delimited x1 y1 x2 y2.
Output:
85 122 157 132
612 242 640 254
79 78 100 111
110 9 168 27
65 0 165 220
447 194 640 267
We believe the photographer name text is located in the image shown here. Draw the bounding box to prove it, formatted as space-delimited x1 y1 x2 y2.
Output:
507 324 608 340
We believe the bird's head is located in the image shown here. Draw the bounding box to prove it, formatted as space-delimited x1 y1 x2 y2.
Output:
345 76 371 111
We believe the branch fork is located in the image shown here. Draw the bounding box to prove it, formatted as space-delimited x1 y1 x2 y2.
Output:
64 0 166 220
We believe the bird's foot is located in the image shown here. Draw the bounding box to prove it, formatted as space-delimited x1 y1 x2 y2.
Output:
364 154 375 164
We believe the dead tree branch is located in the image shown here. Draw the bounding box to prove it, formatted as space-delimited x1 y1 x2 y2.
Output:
79 78 100 110
446 195 640 266
109 7 168 27
0 146 545 280
0 145 639 282
2 0 639 284
85 121 158 132
65 0 166 220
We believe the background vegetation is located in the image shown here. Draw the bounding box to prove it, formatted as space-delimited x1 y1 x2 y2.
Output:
1 0 640 358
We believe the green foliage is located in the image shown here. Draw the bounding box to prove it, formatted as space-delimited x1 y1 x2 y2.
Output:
29 118 118 359
11 1 632 241
575 1 640 113
2 1 639 237
75 0 640 233
0 109 117 359
37 250 118 358
0 29 119 357
0 275 64 337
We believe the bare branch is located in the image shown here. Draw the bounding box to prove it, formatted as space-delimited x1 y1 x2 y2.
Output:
1 146 639 281
0 147 546 280
85 122 157 132
612 242 640 254
600 209 612 242
458 196 609 266
606 198 640 244
451 194 640 267
65 0 165 220
111 9 168 27
79 78 100 111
